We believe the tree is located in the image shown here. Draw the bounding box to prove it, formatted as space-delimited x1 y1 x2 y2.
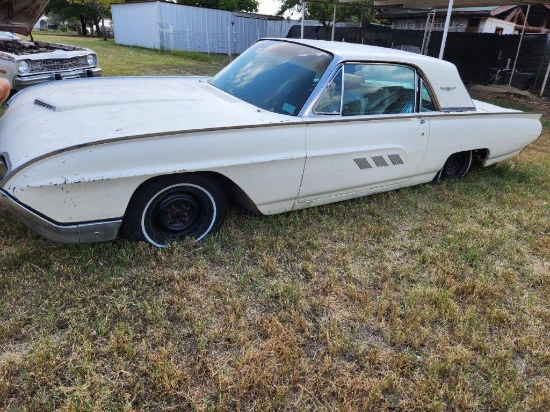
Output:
177 0 259 13
48 0 118 36
278 0 374 40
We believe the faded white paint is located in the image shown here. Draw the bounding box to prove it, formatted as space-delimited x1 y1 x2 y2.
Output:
0 39 542 242
480 17 516 34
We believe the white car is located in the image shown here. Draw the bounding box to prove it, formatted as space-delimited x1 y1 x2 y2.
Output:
0 0 101 90
0 39 542 247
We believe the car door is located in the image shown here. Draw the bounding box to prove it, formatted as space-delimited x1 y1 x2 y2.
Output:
296 63 430 207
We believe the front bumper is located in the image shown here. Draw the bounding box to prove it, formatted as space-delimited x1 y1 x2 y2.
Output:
13 67 102 90
0 189 120 243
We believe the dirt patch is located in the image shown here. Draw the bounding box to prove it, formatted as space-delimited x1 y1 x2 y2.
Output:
469 84 550 117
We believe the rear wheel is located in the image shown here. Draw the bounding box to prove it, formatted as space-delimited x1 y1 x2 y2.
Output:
434 151 474 182
122 175 227 247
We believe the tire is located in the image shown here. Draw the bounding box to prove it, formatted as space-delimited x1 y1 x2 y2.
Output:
434 151 474 182
121 175 227 247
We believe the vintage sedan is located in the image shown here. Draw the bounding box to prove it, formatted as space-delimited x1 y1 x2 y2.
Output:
0 31 101 91
0 39 542 247
0 0 101 90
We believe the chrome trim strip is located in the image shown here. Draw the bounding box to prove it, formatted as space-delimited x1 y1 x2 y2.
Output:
1 122 307 185
443 106 477 112
0 189 121 243
1 110 539 188
13 67 102 90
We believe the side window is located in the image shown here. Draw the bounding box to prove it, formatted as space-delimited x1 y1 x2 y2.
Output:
420 82 437 112
314 68 342 114
342 64 416 116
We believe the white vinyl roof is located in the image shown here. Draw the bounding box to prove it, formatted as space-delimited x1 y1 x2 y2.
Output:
289 38 476 111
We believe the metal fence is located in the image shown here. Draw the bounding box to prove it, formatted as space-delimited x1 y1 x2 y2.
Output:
289 24 550 97
113 2 309 55
159 27 237 54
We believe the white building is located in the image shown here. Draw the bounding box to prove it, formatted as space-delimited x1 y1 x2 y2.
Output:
111 2 312 54
376 5 550 35
33 16 49 31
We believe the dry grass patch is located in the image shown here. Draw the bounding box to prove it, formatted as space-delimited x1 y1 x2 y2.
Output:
1 37 549 410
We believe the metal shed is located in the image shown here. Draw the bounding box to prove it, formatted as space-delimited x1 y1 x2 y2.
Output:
111 2 307 54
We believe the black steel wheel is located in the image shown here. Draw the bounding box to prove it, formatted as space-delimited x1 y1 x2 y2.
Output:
434 151 474 182
122 175 227 247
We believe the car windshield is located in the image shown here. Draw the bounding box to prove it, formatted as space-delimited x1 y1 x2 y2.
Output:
210 40 333 116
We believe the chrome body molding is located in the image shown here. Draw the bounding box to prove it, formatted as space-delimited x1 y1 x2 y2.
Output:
14 67 102 90
0 110 536 188
0 189 121 243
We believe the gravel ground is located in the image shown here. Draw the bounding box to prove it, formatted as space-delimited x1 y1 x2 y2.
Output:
469 84 550 117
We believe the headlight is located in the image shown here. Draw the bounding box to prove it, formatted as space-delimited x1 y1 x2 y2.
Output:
16 60 30 74
87 54 97 66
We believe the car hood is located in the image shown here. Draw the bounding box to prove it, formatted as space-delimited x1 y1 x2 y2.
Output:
0 0 49 35
0 76 297 171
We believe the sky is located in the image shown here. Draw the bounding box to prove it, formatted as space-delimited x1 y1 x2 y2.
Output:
257 0 281 16
258 0 301 18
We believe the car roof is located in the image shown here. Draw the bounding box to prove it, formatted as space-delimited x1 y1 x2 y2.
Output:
288 38 434 61
267 38 475 112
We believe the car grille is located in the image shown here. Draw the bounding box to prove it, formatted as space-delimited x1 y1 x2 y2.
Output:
30 56 90 73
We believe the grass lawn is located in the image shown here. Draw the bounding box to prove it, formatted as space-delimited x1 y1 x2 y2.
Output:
1 33 549 411
30 32 231 77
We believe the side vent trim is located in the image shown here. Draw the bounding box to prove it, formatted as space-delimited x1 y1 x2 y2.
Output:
354 157 372 170
371 156 389 167
388 154 404 165
34 99 57 111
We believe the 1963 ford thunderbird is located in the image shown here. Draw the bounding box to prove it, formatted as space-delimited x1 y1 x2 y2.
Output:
0 39 542 247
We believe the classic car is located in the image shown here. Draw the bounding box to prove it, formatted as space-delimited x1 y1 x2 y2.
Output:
0 0 101 90
0 39 542 247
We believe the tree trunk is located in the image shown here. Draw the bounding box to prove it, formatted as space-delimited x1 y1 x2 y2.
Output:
322 22 331 40
92 16 101 37
79 16 87 35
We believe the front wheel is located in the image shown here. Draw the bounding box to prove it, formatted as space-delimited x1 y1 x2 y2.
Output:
434 151 474 182
121 175 227 247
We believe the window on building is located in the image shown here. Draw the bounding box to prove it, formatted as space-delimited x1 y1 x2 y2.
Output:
468 18 480 28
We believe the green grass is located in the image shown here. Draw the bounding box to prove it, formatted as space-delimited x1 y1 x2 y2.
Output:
1 33 550 411
30 32 231 77
482 98 536 113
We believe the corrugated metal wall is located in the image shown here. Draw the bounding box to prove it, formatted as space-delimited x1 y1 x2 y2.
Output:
112 2 312 54
112 2 161 49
